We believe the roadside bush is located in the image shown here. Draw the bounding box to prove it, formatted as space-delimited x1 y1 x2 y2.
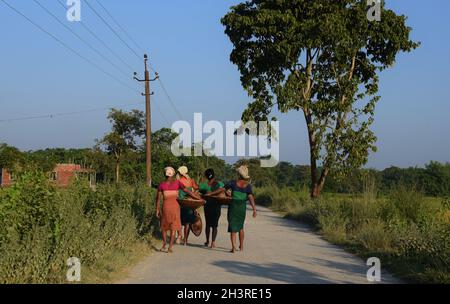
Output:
353 219 393 253
255 186 309 212
0 171 156 283
384 186 431 224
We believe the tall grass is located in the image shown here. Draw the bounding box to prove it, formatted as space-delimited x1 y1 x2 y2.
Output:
0 171 157 283
255 185 450 284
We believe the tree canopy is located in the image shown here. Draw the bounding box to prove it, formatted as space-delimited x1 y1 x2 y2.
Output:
222 0 418 197
96 109 145 183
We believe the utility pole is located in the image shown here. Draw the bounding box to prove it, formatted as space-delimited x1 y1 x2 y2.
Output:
134 54 159 187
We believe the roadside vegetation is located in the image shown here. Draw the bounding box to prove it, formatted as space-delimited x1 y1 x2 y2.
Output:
0 171 157 283
255 185 450 284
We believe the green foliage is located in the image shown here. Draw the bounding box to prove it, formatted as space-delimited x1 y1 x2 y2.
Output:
0 171 156 283
257 185 450 283
222 0 418 197
383 186 431 224
96 109 145 183
0 144 25 169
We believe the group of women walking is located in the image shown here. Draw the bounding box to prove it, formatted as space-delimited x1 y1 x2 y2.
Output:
154 165 257 254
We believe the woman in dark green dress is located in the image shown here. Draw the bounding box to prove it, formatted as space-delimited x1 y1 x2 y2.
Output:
199 169 225 249
225 166 257 253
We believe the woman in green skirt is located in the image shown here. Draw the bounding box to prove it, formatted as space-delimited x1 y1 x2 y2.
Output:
225 165 257 253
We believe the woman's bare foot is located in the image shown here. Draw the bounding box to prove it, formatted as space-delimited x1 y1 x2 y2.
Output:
160 245 167 252
210 242 216 249
230 248 236 253
168 248 173 253
239 246 244 252
176 237 181 245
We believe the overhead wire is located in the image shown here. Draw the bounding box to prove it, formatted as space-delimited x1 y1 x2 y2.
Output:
156 78 184 120
93 0 147 55
1 0 172 127
0 0 140 94
0 102 145 123
84 0 142 62
33 0 131 80
88 0 185 121
56 0 136 73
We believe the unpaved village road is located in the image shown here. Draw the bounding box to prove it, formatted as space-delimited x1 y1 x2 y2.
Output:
118 206 399 284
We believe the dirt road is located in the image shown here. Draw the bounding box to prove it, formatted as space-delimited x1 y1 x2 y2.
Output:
119 206 399 284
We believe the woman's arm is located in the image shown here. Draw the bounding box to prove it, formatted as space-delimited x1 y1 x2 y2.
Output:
192 179 199 191
248 194 257 218
155 191 162 218
183 188 202 200
207 187 225 197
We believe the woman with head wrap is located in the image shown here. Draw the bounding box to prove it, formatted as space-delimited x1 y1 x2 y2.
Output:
225 165 257 253
177 166 200 245
199 168 225 248
155 167 201 253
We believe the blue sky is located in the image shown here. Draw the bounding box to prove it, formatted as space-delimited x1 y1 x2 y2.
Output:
0 0 449 169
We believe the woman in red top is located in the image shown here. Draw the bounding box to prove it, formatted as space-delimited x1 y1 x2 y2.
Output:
155 167 200 253
177 166 199 245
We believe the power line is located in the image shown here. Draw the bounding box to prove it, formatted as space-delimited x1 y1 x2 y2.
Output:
0 0 140 94
84 0 142 62
0 102 145 123
0 99 170 125
156 78 184 120
33 0 131 80
90 1 185 121
152 97 171 126
1 0 171 127
93 0 147 55
55 0 137 74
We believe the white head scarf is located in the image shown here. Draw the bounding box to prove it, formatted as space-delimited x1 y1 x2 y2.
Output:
164 167 176 178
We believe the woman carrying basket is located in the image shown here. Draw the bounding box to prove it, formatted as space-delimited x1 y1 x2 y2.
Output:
177 166 200 246
199 168 226 249
225 165 257 253
155 167 201 253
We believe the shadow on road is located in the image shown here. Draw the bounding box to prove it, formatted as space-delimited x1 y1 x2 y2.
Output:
211 261 336 284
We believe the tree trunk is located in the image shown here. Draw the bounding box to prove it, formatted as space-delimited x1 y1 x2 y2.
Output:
309 158 319 199
310 167 329 199
311 182 322 199
305 111 321 199
115 160 120 183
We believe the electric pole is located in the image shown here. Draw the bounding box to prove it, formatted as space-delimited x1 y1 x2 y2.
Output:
134 54 159 187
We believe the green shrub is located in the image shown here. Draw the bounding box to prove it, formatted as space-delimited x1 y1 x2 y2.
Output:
353 219 392 252
0 171 156 283
255 186 309 213
384 186 430 224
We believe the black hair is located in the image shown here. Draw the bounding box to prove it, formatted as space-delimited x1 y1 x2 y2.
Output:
204 168 215 180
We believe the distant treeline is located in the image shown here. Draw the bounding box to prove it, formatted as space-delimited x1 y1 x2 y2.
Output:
237 159 450 197
2 139 449 197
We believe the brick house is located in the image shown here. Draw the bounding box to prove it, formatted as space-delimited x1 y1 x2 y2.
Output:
0 167 13 187
0 164 96 188
50 164 96 188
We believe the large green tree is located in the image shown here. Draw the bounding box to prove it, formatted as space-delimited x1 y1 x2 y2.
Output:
97 109 145 183
222 0 418 198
